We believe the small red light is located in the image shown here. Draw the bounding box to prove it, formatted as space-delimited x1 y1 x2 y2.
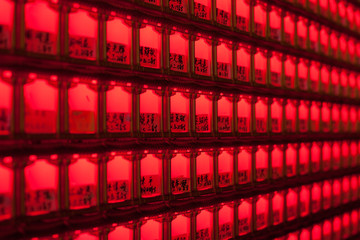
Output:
91 80 98 85
110 11 116 16
3 157 12 164
91 7 98 13
3 70 12 78
73 3 80 8
50 154 58 160
29 73 37 79
73 77 80 83
50 75 58 81
143 19 148 24
29 155 37 161
51 0 58 3
126 15 132 20
126 82 132 87
73 154 79 159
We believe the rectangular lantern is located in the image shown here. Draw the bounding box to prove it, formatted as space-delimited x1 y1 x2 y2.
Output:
338 1 347 26
311 142 321 172
195 93 212 133
253 2 267 37
237 95 251 133
272 191 284 225
332 141 341 169
171 152 191 195
322 180 332 209
255 146 268 182
332 179 341 206
350 141 358 167
24 156 58 215
329 0 337 20
0 0 13 49
139 88 162 133
25 0 58 55
194 0 211 20
106 84 132 133
297 18 307 49
68 155 98 209
0 71 12 136
350 106 357 132
169 0 187 13
348 72 356 98
348 39 356 63
238 147 252 185
283 13 295 45
284 57 295 89
309 63 320 92
321 102 330 132
309 23 319 52
285 100 296 133
196 151 214 191
311 225 322 240
299 143 309 175
298 59 309 91
194 37 212 76
299 100 309 132
236 0 250 31
256 195 269 230
341 141 350 168
333 216 341 240
351 210 358 235
68 78 98 134
271 145 283 179
68 6 97 60
286 188 298 221
300 185 310 217
254 49 267 85
255 97 268 133
216 0 231 26
351 175 358 201
270 53 282 87
140 153 162 198
321 65 330 94
300 229 311 240
72 230 100 240
218 204 234 239
310 101 320 132
286 144 297 177
236 45 250 83
217 95 233 132
322 142 331 171
332 104 340 132
342 213 350 239
196 208 213 239
218 150 233 188
342 176 350 204
139 25 161 69
238 199 252 235
269 7 281 41
217 42 232 80
271 98 282 133
320 26 329 55
169 31 188 73
323 220 332 240
141 218 162 240
171 213 191 240
107 153 132 203
330 32 338 58
106 16 131 65
108 224 133 240
0 157 13 221
340 70 348 97
319 0 328 15
170 89 190 133
339 35 348 61
311 182 321 213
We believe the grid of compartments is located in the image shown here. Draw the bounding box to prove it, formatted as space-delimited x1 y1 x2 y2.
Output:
1 0 360 239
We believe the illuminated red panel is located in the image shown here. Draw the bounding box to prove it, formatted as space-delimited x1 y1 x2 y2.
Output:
310 101 320 132
0 157 13 220
68 80 98 134
218 151 233 187
217 96 232 133
331 104 340 132
141 218 162 240
106 17 131 64
309 23 319 52
320 27 329 54
339 35 347 61
171 214 190 239
254 50 267 84
311 142 321 172
272 192 284 225
68 8 97 60
216 0 231 26
0 0 13 49
340 71 348 97
341 106 350 132
341 141 350 168
236 46 250 82
351 175 358 201
238 200 252 235
350 106 357 132
238 147 251 184
287 233 298 240
0 75 12 135
322 180 331 210
332 142 340 169
271 98 282 133
24 0 58 54
170 32 188 73
236 0 250 31
140 89 161 133
196 209 213 239
196 151 213 191
140 25 161 69
300 185 310 217
332 179 341 206
285 100 296 133
194 0 211 20
286 144 297 177
321 66 330 93
299 229 310 240
170 90 189 133
254 3 267 37
321 102 330 132
338 1 346 25
270 54 282 87
25 158 58 215
255 146 268 182
143 0 160 6
68 157 97 209
218 204 233 239
347 4 355 28
237 95 251 133
319 0 328 12
329 0 337 16
342 212 350 239
311 183 321 213
309 63 319 92
283 14 295 45
271 145 283 179
256 195 269 230
169 0 187 12
348 72 356 98
323 220 332 240
217 42 231 79
195 94 212 133
342 176 350 204
194 38 211 76
107 154 131 202
311 224 321 240
108 225 132 240
330 32 338 58
298 60 308 91
269 7 281 41
73 232 99 240
284 57 295 89
350 142 358 167
351 210 358 235
348 39 355 63
171 153 190 194
255 97 267 133
333 216 341 240
299 143 309 175
140 154 162 198
286 188 297 221
357 43 360 65
299 100 309 132
322 142 331 171
356 9 360 31
297 18 307 49
106 85 131 133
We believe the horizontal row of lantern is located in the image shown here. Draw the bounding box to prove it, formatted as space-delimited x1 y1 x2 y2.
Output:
20 181 360 240
0 141 358 221
1 72 359 136
0 0 359 73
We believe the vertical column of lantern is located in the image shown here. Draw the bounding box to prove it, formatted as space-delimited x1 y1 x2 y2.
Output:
253 48 267 86
299 143 310 175
348 38 356 64
329 0 338 21
238 199 252 236
216 41 232 81
342 176 351 204
351 175 358 201
357 42 360 65
320 26 329 56
311 142 321 173
269 7 281 42
254 97 268 134
349 142 358 168
308 22 319 52
341 105 350 133
312 225 322 240
339 35 348 62
342 212 351 239
271 145 283 180
286 188 298 221
310 101 320 133
218 203 234 239
320 65 330 94
23 74 58 136
253 1 267 38
284 56 295 89
322 142 331 171
319 0 329 17
270 98 283 134
106 153 132 204
311 182 321 213
255 194 269 230
67 154 98 210
140 217 163 240
269 52 282 88
0 157 13 221
237 95 251 135
171 212 191 240
195 150 214 193
330 31 339 59
236 45 251 84
322 180 332 210
107 223 133 240
296 17 308 50
0 0 13 49
169 89 190 135
285 99 296 133
299 100 309 133
195 92 213 135
309 62 320 93
332 178 341 207
169 31 189 74
350 106 357 133
235 0 250 32
217 150 234 188
170 151 191 196
139 153 163 199
340 70 349 97
67 78 98 135
196 208 214 239
323 220 332 240
355 8 360 32
215 0 231 27
139 23 162 70
237 147 252 186
285 144 297 178
24 155 59 216
272 191 284 226
0 71 13 137
337 0 347 26
351 210 358 236
297 59 309 91
333 216 342 239
255 146 269 182
332 141 341 170
193 36 212 78
194 0 211 21
341 141 350 168
217 95 233 134
300 185 310 217
321 102 330 133
348 72 356 98
283 12 295 46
